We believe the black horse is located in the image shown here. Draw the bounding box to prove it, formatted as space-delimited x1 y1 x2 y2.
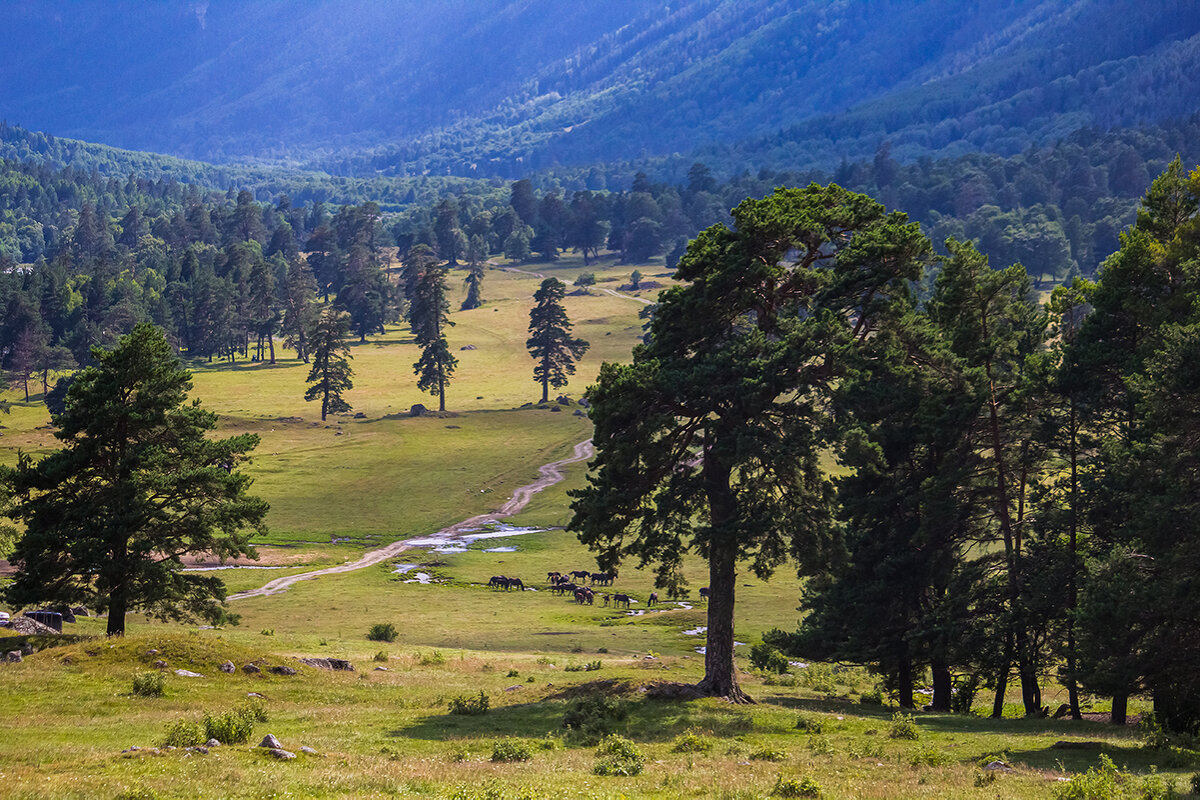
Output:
611 593 631 608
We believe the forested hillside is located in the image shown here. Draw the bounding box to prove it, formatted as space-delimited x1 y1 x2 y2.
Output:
3 1 1198 179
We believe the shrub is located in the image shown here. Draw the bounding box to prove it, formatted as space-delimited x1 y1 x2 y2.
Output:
800 663 837 693
237 698 268 723
750 642 790 674
772 775 822 798
672 729 713 753
795 714 825 734
562 693 628 743
806 736 835 756
506 669 519 677
161 719 205 747
260 628 273 636
131 671 165 698
1053 754 1125 800
593 734 644 776
909 745 952 767
490 739 532 763
751 747 788 762
951 674 981 715
565 660 602 672
204 709 255 744
859 688 885 706
367 623 397 642
448 690 490 716
1138 767 1179 800
420 649 446 665
373 651 389 663
889 711 921 740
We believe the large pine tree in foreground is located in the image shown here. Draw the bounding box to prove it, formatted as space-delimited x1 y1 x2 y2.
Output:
2 324 267 635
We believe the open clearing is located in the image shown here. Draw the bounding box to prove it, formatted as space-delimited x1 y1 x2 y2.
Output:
0 257 1186 798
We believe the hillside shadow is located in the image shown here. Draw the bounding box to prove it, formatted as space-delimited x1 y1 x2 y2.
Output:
188 359 297 373
1004 742 1160 773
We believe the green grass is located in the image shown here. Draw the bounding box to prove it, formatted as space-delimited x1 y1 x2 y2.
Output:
0 259 1189 797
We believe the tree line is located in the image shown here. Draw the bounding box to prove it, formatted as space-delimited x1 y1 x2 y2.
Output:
572 159 1200 735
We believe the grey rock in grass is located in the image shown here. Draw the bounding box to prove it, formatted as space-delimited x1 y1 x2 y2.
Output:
578 398 589 408
268 665 297 676
146 649 159 656
300 746 317 754
269 748 296 760
20 643 34 656
460 344 477 350
556 395 571 405
247 691 266 698
5 651 21 663
259 734 283 749
206 739 221 747
374 666 389 671
549 406 561 412
174 669 203 678
219 661 235 674
984 760 1015 773
242 663 261 674
299 658 353 671
409 403 428 417
573 409 584 416
153 660 168 669
122 746 141 753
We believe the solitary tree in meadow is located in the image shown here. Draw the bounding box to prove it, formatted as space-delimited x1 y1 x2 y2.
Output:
411 264 457 411
305 306 354 421
2 324 266 636
527 278 589 403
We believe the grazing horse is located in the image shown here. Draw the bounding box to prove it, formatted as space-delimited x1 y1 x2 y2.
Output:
507 577 524 591
601 594 611 606
611 593 631 608
552 582 576 596
589 572 610 586
699 586 710 600
569 569 591 581
648 592 658 606
488 575 507 589
547 571 562 583
584 587 594 605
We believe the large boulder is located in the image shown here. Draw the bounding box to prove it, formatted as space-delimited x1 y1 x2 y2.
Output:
259 734 283 749
299 658 354 671
5 651 21 663
269 665 297 676
242 663 262 674
219 661 236 674
409 404 428 417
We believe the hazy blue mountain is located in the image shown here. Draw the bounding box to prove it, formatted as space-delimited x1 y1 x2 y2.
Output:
2 1 1198 177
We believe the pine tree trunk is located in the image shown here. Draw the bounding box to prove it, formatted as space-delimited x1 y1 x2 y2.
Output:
931 660 952 712
897 647 915 709
1067 399 1082 720
107 585 128 636
1111 693 1128 725
541 372 549 404
268 334 275 364
694 442 753 703
992 633 1013 718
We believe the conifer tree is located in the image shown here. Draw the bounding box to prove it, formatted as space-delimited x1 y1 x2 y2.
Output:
526 278 589 403
411 265 456 411
305 307 354 421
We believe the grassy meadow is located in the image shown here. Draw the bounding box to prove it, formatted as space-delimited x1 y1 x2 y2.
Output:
0 255 1193 798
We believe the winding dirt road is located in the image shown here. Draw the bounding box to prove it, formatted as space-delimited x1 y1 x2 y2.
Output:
228 438 594 601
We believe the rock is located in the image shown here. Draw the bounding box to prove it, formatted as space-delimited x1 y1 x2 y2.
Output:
573 409 584 416
58 608 77 624
20 643 34 656
6 651 21 663
353 412 366 418
247 692 266 698
504 685 523 692
549 406 561 412
300 746 317 755
206 739 221 747
269 665 297 676
153 660 168 669
242 664 262 674
219 661 235 674
269 748 296 760
409 403 428 417
460 344 477 350
146 649 159 656
984 760 1015 773
71 606 90 617
334 430 344 436
6 616 57 635
174 669 203 678
299 658 354 671
556 395 571 405
374 666 389 671
578 398 589 408
259 734 283 749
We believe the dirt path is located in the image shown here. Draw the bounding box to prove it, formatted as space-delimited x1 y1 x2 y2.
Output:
228 438 594 600
596 285 653 305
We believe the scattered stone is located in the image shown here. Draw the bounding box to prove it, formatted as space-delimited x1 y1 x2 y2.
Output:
269 748 296 760
164 746 176 752
445 424 461 429
6 651 22 663
206 739 221 747
259 734 283 749
146 649 160 656
556 395 571 405
269 665 297 676
334 430 344 436
573 409 584 416
353 412 366 418
409 403 428 417
299 658 354 671
123 746 142 753
984 760 1015 773
242 664 262 674
153 659 168 669
374 666 389 671
504 685 523 692
6 616 57 635
578 398 589 408
549 406 561 412
174 669 203 678
460 344 477 350
247 692 266 698
300 746 317 755
20 643 34 656
182 751 192 758
219 661 235 674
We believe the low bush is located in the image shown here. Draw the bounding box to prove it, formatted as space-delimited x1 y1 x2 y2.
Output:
889 711 921 740
750 642 790 674
772 775 822 798
490 739 532 763
564 660 602 672
593 734 644 776
908 746 952 767
806 736 835 756
420 649 446 665
794 714 824 733
161 720 205 748
366 623 397 642
373 651 389 663
671 729 713 753
506 669 519 677
448 690 490 716
562 693 628 743
800 663 837 693
751 747 788 762
859 687 884 706
131 671 165 698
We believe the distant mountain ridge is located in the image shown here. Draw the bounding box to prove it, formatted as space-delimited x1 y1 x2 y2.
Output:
2 1 1199 177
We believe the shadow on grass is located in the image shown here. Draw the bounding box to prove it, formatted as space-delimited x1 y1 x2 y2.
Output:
346 335 416 348
1004 742 1178 774
188 359 299 373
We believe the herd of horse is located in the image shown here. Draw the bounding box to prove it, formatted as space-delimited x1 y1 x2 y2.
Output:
485 568 712 609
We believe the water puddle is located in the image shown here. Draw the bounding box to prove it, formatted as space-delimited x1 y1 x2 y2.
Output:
403 572 435 584
406 524 548 555
682 626 707 636
183 565 282 572
483 546 518 552
693 642 746 655
392 564 419 574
